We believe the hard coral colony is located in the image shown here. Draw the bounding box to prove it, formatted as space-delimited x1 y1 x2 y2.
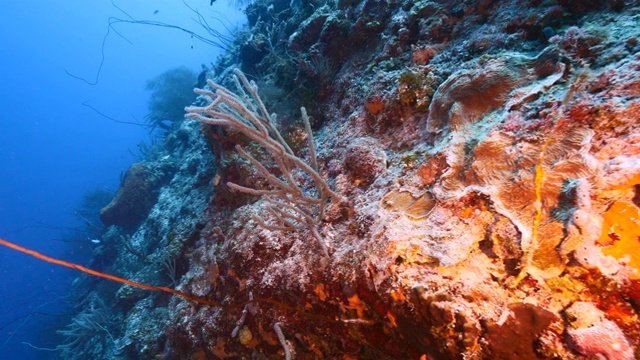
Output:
1 0 640 359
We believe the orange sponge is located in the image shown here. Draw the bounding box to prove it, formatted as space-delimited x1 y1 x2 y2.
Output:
597 201 640 279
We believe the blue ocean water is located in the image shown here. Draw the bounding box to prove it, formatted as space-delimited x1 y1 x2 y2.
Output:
0 1 243 358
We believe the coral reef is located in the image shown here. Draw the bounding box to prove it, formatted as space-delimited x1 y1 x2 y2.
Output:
60 0 640 359
425 46 563 136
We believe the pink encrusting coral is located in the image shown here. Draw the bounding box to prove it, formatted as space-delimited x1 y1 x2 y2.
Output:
568 321 635 360
565 302 635 360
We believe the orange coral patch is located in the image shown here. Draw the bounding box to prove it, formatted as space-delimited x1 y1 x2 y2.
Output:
315 284 328 301
391 289 406 302
611 172 640 191
364 96 384 115
597 201 640 279
387 311 398 327
346 294 367 319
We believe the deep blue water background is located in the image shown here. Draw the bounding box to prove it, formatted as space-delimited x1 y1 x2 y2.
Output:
0 1 242 358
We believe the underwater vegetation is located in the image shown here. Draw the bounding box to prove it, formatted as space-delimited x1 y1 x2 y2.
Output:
3 0 640 359
145 67 199 134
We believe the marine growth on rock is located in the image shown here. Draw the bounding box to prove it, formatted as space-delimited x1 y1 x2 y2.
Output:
12 1 640 359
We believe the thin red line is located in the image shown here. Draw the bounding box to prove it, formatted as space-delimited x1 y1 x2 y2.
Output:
0 237 227 308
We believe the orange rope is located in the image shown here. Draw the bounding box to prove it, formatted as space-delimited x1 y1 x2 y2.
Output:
0 237 231 308
0 237 347 323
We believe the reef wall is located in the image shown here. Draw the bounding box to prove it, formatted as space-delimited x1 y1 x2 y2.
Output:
65 0 640 359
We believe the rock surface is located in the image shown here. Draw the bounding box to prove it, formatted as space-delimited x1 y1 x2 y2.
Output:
63 0 640 359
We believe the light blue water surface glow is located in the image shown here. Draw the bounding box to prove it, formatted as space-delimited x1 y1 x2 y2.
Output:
0 1 243 358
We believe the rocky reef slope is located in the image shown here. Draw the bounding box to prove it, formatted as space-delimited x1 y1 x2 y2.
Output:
66 0 640 359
